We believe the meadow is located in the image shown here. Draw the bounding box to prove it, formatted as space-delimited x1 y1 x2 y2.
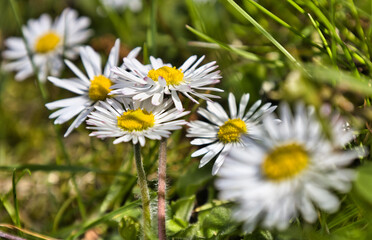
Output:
0 0 372 239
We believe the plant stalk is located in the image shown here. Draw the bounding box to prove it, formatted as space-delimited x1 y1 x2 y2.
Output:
157 138 167 240
134 143 151 239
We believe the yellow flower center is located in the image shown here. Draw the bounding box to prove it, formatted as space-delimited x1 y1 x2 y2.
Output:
89 75 113 101
147 66 184 86
117 109 155 132
262 143 309 181
34 32 61 53
217 118 247 143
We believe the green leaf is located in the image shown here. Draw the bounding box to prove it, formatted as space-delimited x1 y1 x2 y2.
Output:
200 206 236 238
176 162 213 197
166 217 189 235
355 163 372 204
171 224 199 238
195 200 231 212
119 216 140 240
170 195 196 223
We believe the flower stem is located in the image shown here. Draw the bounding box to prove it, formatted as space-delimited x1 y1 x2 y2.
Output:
157 138 167 240
134 143 151 239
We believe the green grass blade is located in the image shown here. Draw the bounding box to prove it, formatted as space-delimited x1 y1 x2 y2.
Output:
347 0 370 58
97 0 131 44
186 25 261 62
0 169 31 226
0 164 132 177
68 200 141 240
12 171 21 228
286 0 305 14
225 0 301 67
244 0 291 28
185 0 206 32
307 13 334 63
302 1 359 76
53 196 75 233
243 0 319 50
305 64 372 95
0 198 16 226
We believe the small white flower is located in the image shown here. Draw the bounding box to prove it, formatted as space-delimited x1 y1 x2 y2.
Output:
2 8 92 82
110 54 223 111
101 0 142 12
45 40 140 137
86 98 190 146
187 92 276 175
215 103 363 232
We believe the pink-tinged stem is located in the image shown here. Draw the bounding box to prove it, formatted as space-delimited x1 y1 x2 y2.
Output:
157 138 167 240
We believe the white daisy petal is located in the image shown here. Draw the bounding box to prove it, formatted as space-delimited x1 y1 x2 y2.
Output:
87 98 188 146
127 47 142 59
46 39 135 137
206 101 229 121
188 92 276 175
171 90 183 111
306 184 339 213
45 96 90 110
212 147 231 175
215 103 362 231
53 105 86 124
80 46 101 79
3 8 91 82
64 106 94 137
65 60 90 84
104 38 120 77
152 92 164 106
228 93 237 119
199 143 224 168
190 138 217 145
110 54 222 109
179 55 197 70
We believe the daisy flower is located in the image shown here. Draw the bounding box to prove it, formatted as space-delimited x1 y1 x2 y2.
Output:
101 0 142 12
110 54 223 111
86 98 190 146
187 93 276 175
215 103 364 231
2 8 92 81
45 39 140 137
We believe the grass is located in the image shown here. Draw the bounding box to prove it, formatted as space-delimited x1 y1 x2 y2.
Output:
0 0 372 239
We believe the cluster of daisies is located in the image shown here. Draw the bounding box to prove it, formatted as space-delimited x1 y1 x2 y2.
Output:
2 8 364 233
